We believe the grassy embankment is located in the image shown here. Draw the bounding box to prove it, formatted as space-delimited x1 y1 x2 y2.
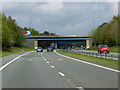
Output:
1 47 35 57
86 46 119 53
56 50 119 70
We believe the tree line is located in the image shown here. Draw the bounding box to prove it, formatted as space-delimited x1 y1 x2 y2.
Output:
1 13 57 51
89 15 120 47
2 13 25 51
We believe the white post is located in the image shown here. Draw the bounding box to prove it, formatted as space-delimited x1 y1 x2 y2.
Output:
55 43 57 49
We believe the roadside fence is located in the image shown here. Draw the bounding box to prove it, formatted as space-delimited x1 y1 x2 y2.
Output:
63 49 118 60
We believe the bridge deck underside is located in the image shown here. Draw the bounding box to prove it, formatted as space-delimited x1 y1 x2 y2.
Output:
38 40 86 48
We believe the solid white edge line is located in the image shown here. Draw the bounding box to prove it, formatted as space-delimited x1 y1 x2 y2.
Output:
0 51 33 71
54 50 120 73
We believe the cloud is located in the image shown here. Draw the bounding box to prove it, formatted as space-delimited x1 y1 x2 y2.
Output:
2 2 118 35
110 2 118 15
38 2 63 14
2 2 19 10
1 0 119 2
0 2 2 12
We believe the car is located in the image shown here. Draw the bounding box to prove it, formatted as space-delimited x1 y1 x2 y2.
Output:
36 47 43 52
59 47 63 49
67 47 72 50
80 46 85 50
74 47 79 50
98 45 109 54
47 47 53 52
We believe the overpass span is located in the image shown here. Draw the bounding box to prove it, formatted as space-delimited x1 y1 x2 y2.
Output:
24 35 91 49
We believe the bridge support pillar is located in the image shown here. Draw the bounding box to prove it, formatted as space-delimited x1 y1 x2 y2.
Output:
34 40 38 49
55 43 57 49
86 39 90 49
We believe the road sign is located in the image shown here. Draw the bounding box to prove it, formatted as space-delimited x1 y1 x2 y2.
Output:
21 31 32 36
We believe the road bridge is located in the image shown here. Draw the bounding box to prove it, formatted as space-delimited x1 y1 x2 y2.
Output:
24 35 91 49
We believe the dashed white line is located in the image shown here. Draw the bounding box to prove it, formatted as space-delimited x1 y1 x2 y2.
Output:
68 79 71 82
40 51 85 89
77 87 84 90
28 59 32 61
47 61 49 64
58 72 65 77
51 65 55 68
41 53 44 58
57 59 63 60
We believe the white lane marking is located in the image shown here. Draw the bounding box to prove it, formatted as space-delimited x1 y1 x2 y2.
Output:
41 52 46 60
47 61 49 64
77 87 84 90
41 53 44 58
0 52 33 71
58 72 65 77
54 51 120 73
57 59 63 60
68 79 71 82
51 65 55 68
28 59 32 61
41 53 48 62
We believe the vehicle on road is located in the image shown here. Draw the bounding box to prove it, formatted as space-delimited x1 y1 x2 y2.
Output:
98 45 109 54
74 47 79 50
80 45 85 50
67 46 72 50
36 47 43 52
47 47 53 52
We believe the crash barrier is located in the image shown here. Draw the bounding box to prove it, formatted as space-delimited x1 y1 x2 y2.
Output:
63 50 118 60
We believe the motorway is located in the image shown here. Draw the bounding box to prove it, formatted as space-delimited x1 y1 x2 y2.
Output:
1 51 119 89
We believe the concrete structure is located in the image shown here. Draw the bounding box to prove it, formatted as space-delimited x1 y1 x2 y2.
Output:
24 35 91 49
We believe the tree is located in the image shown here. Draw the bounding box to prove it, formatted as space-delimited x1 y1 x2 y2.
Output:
31 28 40 36
14 26 25 47
89 15 119 47
2 13 25 50
44 31 49 35
2 24 13 50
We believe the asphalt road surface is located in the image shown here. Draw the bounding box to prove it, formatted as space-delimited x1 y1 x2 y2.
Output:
1 51 119 89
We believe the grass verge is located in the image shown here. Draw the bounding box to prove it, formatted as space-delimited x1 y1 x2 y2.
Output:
86 46 119 53
1 47 35 57
56 50 119 70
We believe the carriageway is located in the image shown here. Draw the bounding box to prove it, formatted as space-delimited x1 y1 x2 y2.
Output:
24 35 91 49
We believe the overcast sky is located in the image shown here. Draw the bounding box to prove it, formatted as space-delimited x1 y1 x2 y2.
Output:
2 1 118 36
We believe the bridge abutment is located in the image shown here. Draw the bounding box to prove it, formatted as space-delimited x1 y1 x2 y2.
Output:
86 39 90 48
34 40 38 49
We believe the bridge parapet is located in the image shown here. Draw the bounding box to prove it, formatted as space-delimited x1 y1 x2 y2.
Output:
26 35 90 39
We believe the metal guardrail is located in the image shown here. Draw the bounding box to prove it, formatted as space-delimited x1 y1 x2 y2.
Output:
63 49 118 60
